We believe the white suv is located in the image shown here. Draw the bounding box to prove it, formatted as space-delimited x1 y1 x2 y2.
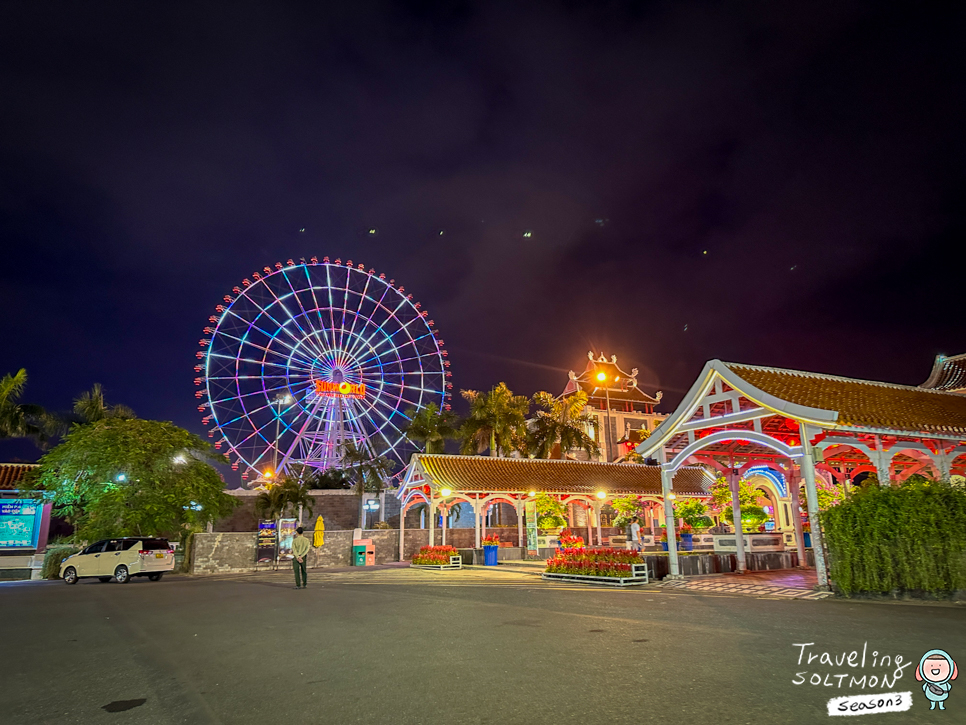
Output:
60 537 175 584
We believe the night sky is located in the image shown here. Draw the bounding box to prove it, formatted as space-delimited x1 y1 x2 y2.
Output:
2 2 965 465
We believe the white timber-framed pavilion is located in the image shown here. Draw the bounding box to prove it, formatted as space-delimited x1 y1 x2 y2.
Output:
635 359 966 588
394 454 710 558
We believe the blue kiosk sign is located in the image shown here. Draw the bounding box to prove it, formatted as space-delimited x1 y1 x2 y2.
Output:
0 500 45 548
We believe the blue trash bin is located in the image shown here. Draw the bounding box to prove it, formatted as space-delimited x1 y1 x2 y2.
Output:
483 545 499 566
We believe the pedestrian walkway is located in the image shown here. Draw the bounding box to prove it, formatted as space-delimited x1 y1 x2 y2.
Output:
658 569 831 600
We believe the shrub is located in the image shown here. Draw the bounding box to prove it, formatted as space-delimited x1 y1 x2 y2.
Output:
822 480 966 596
481 534 501 546
42 545 80 579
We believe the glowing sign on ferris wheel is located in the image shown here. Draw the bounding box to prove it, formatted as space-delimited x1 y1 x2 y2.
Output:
314 380 366 399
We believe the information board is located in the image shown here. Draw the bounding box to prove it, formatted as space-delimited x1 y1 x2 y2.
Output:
278 518 298 560
0 500 42 548
524 499 538 556
256 520 277 563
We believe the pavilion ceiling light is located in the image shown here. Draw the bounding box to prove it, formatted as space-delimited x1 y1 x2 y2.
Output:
596 491 606 499
440 488 452 497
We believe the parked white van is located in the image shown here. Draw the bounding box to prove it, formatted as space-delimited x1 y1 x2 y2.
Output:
60 537 175 584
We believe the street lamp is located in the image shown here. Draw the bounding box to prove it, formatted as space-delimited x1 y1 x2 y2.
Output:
595 370 614 462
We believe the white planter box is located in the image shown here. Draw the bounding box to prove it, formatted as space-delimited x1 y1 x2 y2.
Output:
542 562 650 586
411 555 463 570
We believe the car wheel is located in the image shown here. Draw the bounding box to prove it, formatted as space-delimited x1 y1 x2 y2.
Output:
64 567 78 585
98 577 111 583
114 565 130 583
147 573 164 582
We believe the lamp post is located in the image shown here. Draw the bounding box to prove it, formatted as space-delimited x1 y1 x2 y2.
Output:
596 371 613 462
271 393 294 474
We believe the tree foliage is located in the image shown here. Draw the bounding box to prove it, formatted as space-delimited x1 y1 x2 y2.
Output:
0 369 54 446
339 441 395 528
527 390 599 459
22 418 237 542
534 493 567 529
72 383 135 424
459 383 529 456
403 402 460 455
673 498 711 529
822 479 966 596
254 473 314 521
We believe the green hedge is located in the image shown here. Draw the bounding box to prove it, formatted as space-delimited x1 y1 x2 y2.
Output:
822 481 966 596
42 545 80 579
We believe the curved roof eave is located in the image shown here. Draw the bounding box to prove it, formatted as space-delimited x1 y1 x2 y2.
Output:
635 360 839 459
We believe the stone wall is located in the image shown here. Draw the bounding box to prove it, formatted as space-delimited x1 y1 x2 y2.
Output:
190 528 433 574
191 532 259 574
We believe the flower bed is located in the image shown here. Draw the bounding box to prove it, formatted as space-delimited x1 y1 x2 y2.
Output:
412 545 460 566
545 547 643 578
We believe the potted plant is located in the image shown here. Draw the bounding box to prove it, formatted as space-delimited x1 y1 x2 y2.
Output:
659 531 668 552
558 529 585 549
481 534 501 566
679 523 694 551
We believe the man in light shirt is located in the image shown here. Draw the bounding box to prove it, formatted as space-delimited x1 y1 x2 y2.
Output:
292 526 311 589
629 516 642 552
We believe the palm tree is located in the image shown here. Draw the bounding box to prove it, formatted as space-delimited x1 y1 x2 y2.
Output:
527 390 600 459
339 441 395 528
0 369 52 446
459 383 529 456
73 383 135 424
403 403 459 455
254 474 315 523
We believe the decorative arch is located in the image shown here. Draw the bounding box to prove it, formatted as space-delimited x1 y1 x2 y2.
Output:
666 430 803 472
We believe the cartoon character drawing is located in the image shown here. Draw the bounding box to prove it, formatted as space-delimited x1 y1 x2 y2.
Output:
916 649 958 710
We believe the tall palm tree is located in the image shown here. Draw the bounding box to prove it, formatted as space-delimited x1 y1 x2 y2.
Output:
403 403 459 455
527 390 600 459
459 383 529 456
0 369 52 446
73 383 135 424
339 441 395 528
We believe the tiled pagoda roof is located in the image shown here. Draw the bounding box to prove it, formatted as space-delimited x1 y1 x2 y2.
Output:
0 463 39 491
920 353 966 393
412 454 708 496
723 363 966 435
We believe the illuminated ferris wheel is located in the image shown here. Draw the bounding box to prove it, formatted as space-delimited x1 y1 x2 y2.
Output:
195 257 450 484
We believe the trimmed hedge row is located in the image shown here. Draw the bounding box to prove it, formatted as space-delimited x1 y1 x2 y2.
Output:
822 481 966 596
41 545 80 579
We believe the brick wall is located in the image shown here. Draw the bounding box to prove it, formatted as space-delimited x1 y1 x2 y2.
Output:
216 490 363 532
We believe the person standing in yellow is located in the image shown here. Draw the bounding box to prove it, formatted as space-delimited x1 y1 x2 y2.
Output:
292 526 311 589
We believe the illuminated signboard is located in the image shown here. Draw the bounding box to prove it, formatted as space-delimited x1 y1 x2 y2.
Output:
0 500 43 548
314 380 366 399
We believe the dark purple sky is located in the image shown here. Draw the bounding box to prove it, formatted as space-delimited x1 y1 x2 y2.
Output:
2 2 965 463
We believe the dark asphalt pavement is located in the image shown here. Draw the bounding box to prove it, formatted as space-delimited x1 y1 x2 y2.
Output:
2 568 964 724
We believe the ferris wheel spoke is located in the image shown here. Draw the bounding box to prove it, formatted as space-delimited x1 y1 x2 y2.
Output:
304 267 337 354
220 310 320 370
262 281 328 364
225 295 318 361
277 268 330 361
340 271 376 364
345 295 410 362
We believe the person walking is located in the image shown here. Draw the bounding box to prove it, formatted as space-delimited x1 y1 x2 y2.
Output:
629 516 642 552
292 526 310 589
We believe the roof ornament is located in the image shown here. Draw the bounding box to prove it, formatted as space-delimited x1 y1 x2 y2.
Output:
610 355 617 364
630 368 639 386
597 352 608 363
587 350 595 361
568 370 577 381
655 391 663 402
